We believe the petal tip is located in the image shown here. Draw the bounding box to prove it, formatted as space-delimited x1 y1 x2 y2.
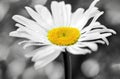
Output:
59 1 65 4
9 32 14 36
106 42 109 46
9 32 12 36
51 1 58 4
90 0 100 8
12 15 22 21
94 0 100 1
51 1 58 6
112 30 117 34
12 15 18 20
18 42 22 45
34 5 42 8
25 6 32 12
94 0 100 3
25 6 30 10
101 11 104 13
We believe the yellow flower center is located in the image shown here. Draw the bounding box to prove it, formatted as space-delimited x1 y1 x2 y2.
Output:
47 27 80 46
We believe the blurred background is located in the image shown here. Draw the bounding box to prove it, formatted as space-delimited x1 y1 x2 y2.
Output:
0 0 120 79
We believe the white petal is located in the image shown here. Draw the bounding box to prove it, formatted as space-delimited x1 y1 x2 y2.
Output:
34 49 61 69
9 31 33 40
32 46 61 61
85 7 99 18
59 1 67 26
35 5 54 29
67 46 91 55
65 4 72 26
15 23 47 39
92 40 105 44
74 0 100 30
23 42 50 49
25 46 51 58
18 40 50 46
76 7 99 30
80 32 99 38
79 33 112 41
70 8 84 27
10 31 46 43
92 25 107 29
51 1 64 27
25 7 50 30
18 40 50 45
76 42 98 51
12 15 28 26
102 37 109 45
86 29 116 34
81 11 104 33
81 22 100 33
89 0 100 9
9 26 48 43
51 1 71 27
74 15 89 30
18 40 32 45
17 24 49 43
90 12 104 25
12 15 47 36
80 0 100 27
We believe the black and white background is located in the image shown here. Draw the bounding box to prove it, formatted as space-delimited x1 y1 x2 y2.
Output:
0 0 120 79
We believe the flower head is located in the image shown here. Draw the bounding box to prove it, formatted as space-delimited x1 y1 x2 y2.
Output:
9 0 116 69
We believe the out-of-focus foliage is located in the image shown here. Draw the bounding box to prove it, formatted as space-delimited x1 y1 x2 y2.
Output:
105 0 120 25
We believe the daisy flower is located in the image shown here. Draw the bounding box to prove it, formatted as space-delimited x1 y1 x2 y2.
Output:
9 0 116 69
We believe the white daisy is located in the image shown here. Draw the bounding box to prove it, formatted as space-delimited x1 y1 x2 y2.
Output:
9 0 116 69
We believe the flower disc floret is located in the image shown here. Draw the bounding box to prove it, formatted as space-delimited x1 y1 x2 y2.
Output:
47 27 80 46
